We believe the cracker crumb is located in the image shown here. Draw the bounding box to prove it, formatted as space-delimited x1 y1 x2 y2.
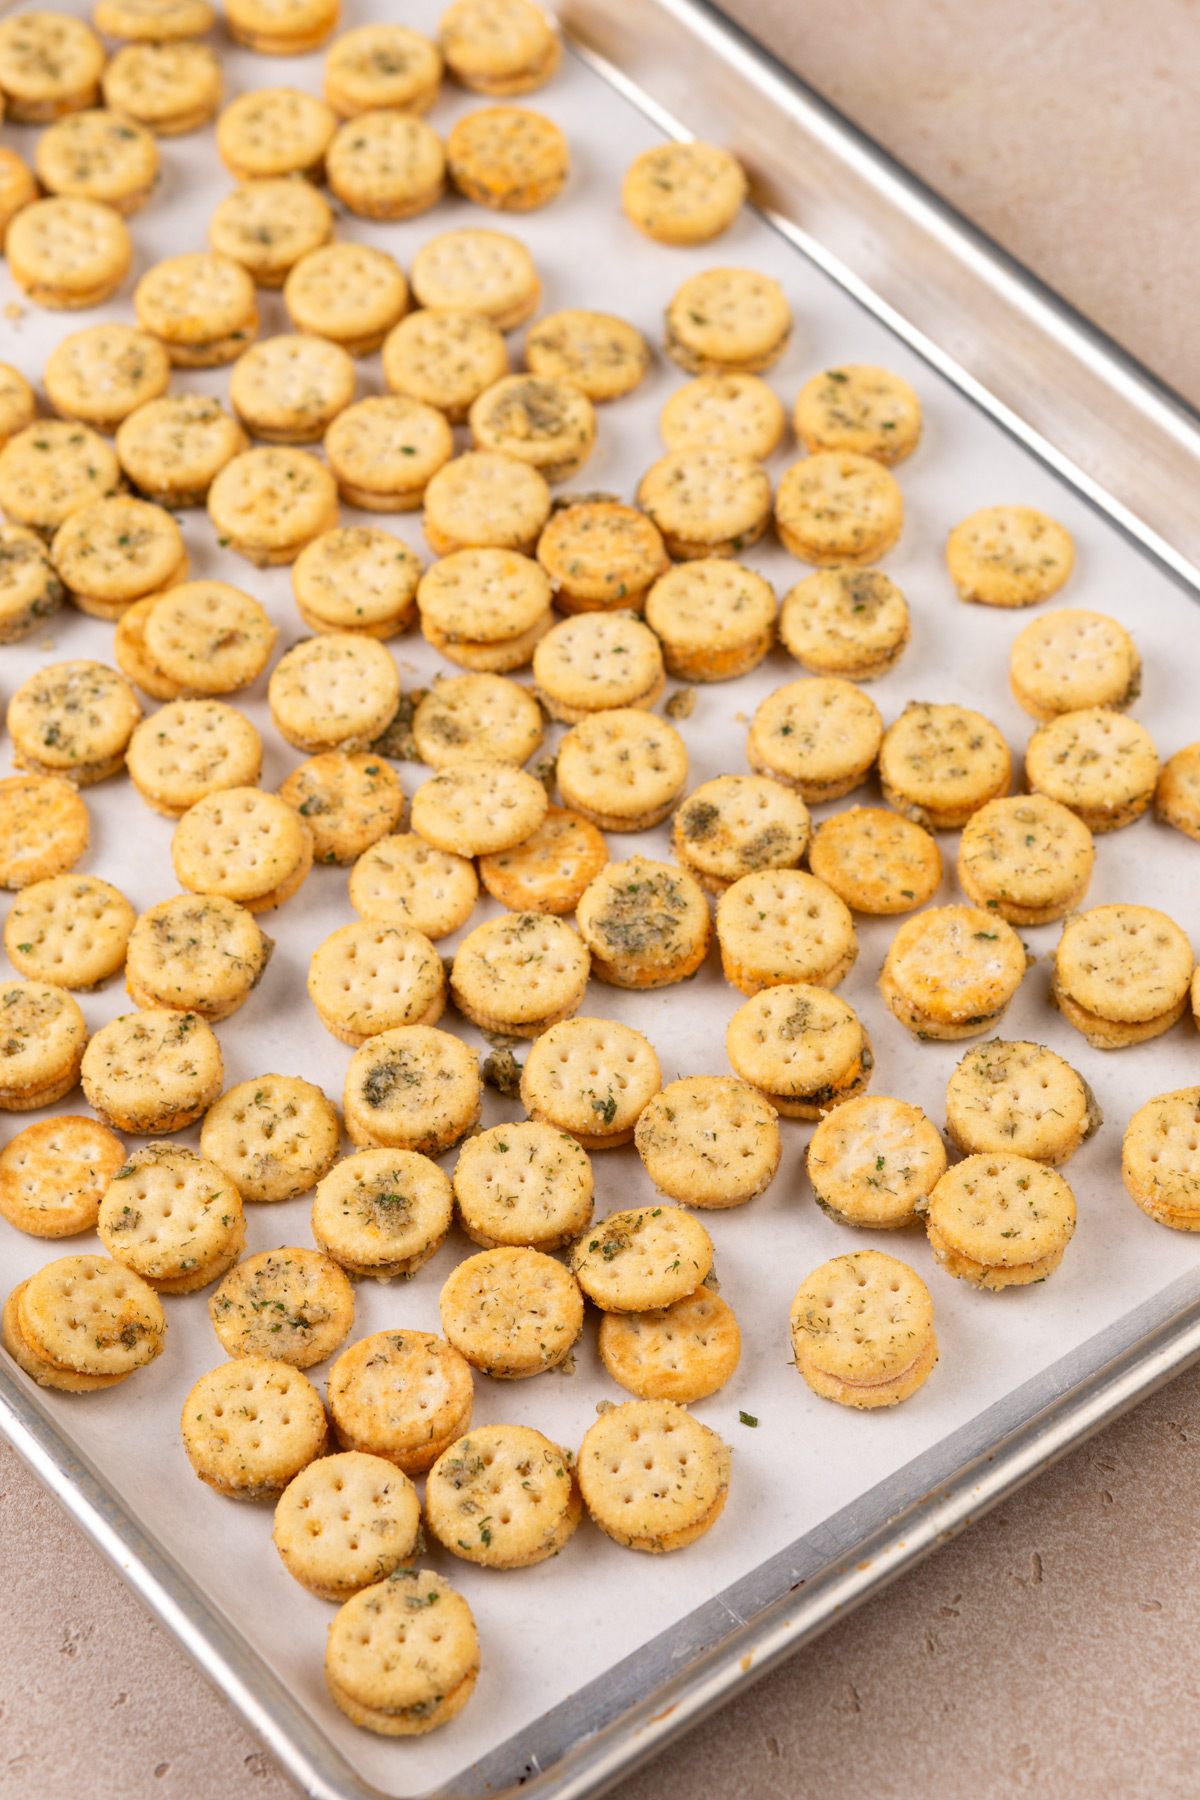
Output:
665 685 697 720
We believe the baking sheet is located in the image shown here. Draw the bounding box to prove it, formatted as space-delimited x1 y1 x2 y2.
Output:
2 1 1200 1794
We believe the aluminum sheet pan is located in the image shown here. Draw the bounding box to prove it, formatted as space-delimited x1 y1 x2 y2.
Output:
3 2 1200 1797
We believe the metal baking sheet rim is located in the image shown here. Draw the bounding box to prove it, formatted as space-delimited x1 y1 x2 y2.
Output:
5 1 1200 1797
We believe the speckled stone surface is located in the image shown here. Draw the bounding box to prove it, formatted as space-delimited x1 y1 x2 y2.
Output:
6 5 1200 1797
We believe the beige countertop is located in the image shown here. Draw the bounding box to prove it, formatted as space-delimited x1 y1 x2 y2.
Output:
5 4 1200 1797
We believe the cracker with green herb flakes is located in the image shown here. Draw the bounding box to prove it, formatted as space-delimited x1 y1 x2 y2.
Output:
0 979 88 1111
0 12 104 122
1156 742 1200 842
0 774 89 890
417 544 550 649
775 451 903 566
806 1095 946 1229
343 1023 482 1154
664 267 791 374
479 806 607 915
746 676 882 804
17 1254 165 1381
311 1147 452 1280
1050 902 1194 1049
879 699 1010 830
779 566 911 681
923 1154 1076 1290
557 710 688 833
97 1142 244 1293
126 699 262 817
125 893 272 1020
3 1279 127 1391
425 1425 579 1567
644 557 777 681
0 526 64 644
0 1115 124 1238
200 1073 339 1206
578 1398 731 1552
5 873 134 989
533 611 664 721
599 1287 741 1403
439 1244 583 1376
790 1250 937 1406
716 867 857 995
957 794 1094 925
659 372 784 460
413 672 542 770
182 1357 328 1502
1122 1088 1200 1230
114 595 185 703
349 832 479 940
81 1006 222 1131
115 393 247 507
623 140 746 245
794 364 922 465
210 177 333 288
8 658 141 787
94 0 215 38
634 1075 779 1208
327 109 446 221
569 1204 712 1313
101 40 222 135
410 760 547 856
324 22 442 116
879 905 1029 1042
326 393 454 513
291 525 421 638
470 374 595 483
409 227 540 331
725 982 872 1119
946 504 1074 607
637 448 770 561
279 751 404 865
324 1569 479 1737
945 1040 1100 1167
286 241 409 358
1009 607 1141 720
229 333 355 445
519 1014 660 1149
0 420 122 537
45 323 169 431
51 495 187 621
328 1329 474 1473
452 1120 592 1249
447 104 568 212
806 806 941 915
526 309 649 402
206 444 338 566
450 911 590 1037
172 787 314 912
535 499 666 613
216 86 337 181
575 854 709 988
36 108 160 214
273 1452 422 1601
382 310 508 426
134 252 258 369
1025 707 1159 832
422 450 549 557
209 1246 353 1365
269 634 401 754
309 920 446 1044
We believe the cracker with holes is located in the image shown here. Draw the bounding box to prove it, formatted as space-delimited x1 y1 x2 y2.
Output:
1009 608 1141 720
879 906 1029 1042
716 868 857 994
440 1245 584 1376
922 1155 1076 1290
422 451 550 558
470 375 595 483
577 1398 731 1552
634 1075 780 1208
209 1247 354 1366
410 762 547 857
623 140 746 245
327 1329 474 1474
279 753 405 865
557 710 688 832
599 1287 741 1404
327 111 446 221
325 22 442 116
172 788 314 912
569 1206 712 1313
413 674 543 770
451 912 590 1037
115 394 247 508
349 834 479 940
520 1015 661 1149
807 807 941 915
269 634 401 755
103 41 222 134
134 252 258 369
217 87 337 182
125 894 272 1020
790 1250 937 1406
479 807 607 916
418 546 551 654
447 105 568 211
1051 903 1194 1048
746 677 882 803
637 449 771 561
794 364 922 464
324 1569 479 1737
533 613 664 721
0 12 104 121
440 0 560 95
115 596 184 703
292 527 422 639
525 310 649 403
19 1254 166 1380
81 1008 222 1133
664 267 790 374
957 794 1094 926
879 701 1011 830
47 321 162 426
3 1280 126 1392
210 178 333 287
1122 1088 1200 1231
0 775 89 889
182 1358 329 1501
410 228 540 329
326 394 454 512
0 527 65 644
343 1025 482 1154
726 983 872 1119
0 1116 124 1238
229 333 355 444
425 1425 580 1568
945 1040 1100 1167
659 372 784 460
806 1095 946 1229
308 921 446 1043
6 196 131 309
224 0 337 55
536 500 667 613
8 660 141 787
287 242 409 358
946 504 1074 607
779 566 911 681
383 311 507 423
97 1143 244 1293
273 1452 422 1601
0 421 121 538
200 1074 340 1206
1025 707 1159 832
51 496 187 621
453 1120 593 1249
36 107 160 214
0 980 88 1111
645 558 777 681
575 856 711 989
311 1148 453 1281
1156 742 1200 842
775 452 903 565
206 445 338 567
94 0 214 38
5 875 134 989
